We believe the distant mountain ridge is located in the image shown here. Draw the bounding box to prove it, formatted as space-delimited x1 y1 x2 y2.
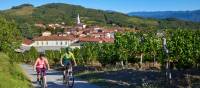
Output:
128 10 200 22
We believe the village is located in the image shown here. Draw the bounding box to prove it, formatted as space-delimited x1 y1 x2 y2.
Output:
20 14 134 52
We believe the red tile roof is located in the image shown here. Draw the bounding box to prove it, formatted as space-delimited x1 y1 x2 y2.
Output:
22 39 33 45
79 37 102 43
33 35 76 41
79 37 114 43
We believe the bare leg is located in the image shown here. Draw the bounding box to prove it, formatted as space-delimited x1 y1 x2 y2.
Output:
63 67 68 83
68 63 72 73
69 63 73 72
63 70 66 77
37 74 40 81
63 70 66 82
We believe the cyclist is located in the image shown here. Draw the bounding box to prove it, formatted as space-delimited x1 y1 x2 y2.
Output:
60 48 77 83
34 52 50 88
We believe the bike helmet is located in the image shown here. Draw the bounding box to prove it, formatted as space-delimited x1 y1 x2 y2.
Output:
39 52 45 57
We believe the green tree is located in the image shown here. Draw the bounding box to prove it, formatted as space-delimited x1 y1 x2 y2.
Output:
0 16 22 53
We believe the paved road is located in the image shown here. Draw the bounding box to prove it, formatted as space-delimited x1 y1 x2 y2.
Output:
20 64 100 88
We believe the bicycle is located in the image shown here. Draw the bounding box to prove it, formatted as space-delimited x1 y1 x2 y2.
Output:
63 64 75 88
36 68 47 88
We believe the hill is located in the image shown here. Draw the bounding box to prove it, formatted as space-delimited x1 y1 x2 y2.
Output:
128 10 200 22
2 3 158 27
1 3 200 38
4 4 34 16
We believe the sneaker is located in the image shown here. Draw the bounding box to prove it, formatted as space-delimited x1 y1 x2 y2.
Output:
36 81 40 85
37 81 42 88
63 80 66 84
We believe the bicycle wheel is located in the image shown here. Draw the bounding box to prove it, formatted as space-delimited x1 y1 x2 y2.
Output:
67 72 74 88
40 72 46 88
41 77 46 88
64 70 68 86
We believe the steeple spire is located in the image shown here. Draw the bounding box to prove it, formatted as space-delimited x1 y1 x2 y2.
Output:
77 13 81 25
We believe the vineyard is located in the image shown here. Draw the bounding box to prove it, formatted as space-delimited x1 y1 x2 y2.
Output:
7 29 200 87
9 29 200 70
77 29 200 69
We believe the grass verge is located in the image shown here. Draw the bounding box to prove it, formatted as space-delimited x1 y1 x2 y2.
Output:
0 52 32 88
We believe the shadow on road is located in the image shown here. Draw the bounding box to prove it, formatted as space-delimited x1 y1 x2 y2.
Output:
77 69 200 88
31 70 62 76
47 82 65 88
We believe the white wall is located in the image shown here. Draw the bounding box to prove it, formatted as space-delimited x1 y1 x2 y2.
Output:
32 40 72 47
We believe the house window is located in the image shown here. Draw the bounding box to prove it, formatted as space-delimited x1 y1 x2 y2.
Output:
46 41 48 45
65 41 68 45
60 41 63 45
41 41 43 46
56 41 58 45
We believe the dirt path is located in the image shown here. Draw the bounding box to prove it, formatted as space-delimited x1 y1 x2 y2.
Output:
20 64 101 88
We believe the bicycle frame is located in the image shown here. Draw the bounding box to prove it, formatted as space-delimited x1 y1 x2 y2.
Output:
64 65 74 88
40 68 46 88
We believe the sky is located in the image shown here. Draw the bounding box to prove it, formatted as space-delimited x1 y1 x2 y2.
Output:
0 0 200 13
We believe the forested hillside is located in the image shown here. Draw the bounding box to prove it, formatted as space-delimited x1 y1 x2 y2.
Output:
1 3 200 37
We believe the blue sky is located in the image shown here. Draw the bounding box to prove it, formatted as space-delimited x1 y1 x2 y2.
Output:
0 0 200 13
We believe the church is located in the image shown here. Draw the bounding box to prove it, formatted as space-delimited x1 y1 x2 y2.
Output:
19 14 83 52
